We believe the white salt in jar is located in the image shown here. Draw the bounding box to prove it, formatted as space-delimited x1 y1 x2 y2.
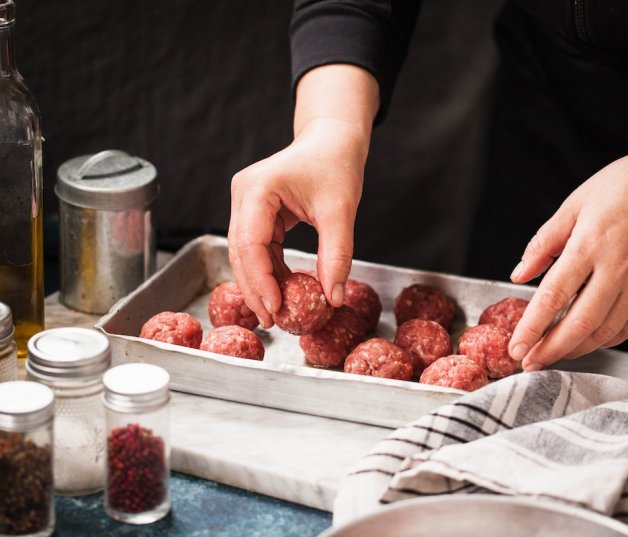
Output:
26 327 111 495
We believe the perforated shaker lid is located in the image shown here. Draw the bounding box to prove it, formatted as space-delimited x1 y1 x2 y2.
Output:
0 381 54 431
55 149 158 210
0 302 13 341
103 363 170 413
27 327 111 381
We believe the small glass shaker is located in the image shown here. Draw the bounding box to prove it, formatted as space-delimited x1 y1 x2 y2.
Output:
26 328 110 496
0 381 55 537
103 363 171 524
0 303 18 382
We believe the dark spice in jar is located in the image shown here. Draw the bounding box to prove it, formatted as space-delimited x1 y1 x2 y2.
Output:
107 423 166 513
0 431 52 535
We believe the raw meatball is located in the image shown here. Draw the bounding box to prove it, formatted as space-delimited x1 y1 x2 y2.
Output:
344 338 413 381
300 306 367 368
457 324 520 379
393 283 456 328
140 311 203 349
208 281 259 330
343 279 382 333
479 297 529 334
420 355 488 392
200 325 264 360
394 319 452 378
273 273 334 335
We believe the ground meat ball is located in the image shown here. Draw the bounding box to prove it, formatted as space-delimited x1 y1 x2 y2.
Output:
208 281 259 330
393 283 456 328
479 297 529 334
457 324 520 379
344 338 413 381
343 279 382 333
200 325 265 360
140 311 203 349
273 273 334 335
300 306 367 368
420 355 489 391
394 319 452 378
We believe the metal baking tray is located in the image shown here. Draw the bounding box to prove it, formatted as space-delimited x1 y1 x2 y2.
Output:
96 234 627 429
321 495 628 537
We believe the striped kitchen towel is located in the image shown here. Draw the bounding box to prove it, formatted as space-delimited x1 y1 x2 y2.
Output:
333 370 628 527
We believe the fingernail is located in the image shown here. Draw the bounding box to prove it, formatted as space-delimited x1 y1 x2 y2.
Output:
510 261 524 281
524 363 543 372
331 283 345 307
262 297 274 315
510 342 529 360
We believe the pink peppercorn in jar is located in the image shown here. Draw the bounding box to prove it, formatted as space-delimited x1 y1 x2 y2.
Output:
102 363 170 525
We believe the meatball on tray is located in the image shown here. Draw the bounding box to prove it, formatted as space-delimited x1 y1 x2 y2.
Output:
95 235 625 429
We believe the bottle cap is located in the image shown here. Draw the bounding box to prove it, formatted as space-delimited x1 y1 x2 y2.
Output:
55 150 158 211
103 363 170 413
0 302 14 341
0 381 54 431
27 327 111 381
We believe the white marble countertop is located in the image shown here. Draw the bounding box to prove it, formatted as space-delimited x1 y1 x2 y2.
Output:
170 393 389 511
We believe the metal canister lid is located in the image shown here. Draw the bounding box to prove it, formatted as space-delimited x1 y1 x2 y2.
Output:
27 327 111 381
0 302 14 341
55 149 158 211
0 381 54 432
103 363 170 413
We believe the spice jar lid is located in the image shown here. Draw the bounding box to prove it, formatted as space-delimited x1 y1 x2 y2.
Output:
55 149 158 211
0 302 14 341
103 363 170 413
0 381 54 431
0 1 15 28
27 327 111 382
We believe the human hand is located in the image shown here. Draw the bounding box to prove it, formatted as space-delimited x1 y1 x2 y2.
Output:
228 118 369 328
508 156 628 370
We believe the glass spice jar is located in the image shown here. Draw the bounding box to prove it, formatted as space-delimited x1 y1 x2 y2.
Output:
0 303 18 382
26 327 110 496
0 380 54 537
103 363 171 524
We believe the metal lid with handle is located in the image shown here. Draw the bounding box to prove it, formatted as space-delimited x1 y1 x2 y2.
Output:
55 149 158 211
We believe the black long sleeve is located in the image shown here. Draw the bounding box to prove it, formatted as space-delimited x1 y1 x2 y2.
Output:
290 0 422 124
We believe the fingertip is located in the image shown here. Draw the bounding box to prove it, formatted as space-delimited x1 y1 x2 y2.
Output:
259 315 275 331
509 342 529 361
524 362 543 372
510 261 524 282
261 296 276 315
331 282 345 308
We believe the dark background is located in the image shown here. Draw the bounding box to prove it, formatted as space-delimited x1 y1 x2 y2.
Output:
13 0 504 294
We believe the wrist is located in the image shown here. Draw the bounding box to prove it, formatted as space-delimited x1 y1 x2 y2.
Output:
295 117 372 166
293 64 379 155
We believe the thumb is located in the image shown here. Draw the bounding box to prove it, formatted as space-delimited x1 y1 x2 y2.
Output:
511 204 577 283
315 203 356 307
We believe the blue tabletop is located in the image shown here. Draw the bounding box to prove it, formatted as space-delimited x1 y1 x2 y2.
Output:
54 473 332 537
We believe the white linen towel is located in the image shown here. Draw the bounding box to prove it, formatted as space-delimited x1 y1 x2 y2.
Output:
333 370 628 527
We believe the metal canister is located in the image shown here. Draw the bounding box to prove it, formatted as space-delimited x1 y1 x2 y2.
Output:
56 150 158 314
